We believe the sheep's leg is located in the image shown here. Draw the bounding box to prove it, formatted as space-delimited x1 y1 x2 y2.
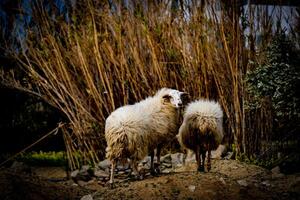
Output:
128 159 133 176
150 150 155 175
155 145 162 174
200 147 206 172
196 146 203 172
109 160 116 188
130 160 142 180
207 143 211 172
182 149 187 165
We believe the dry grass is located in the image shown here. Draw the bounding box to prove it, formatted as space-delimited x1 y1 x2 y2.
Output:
1 1 296 169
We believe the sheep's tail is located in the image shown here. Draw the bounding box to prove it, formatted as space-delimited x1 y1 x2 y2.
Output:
200 119 222 144
188 115 224 147
105 128 129 162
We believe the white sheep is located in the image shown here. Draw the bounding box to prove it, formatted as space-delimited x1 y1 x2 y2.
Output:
177 99 223 172
105 88 187 185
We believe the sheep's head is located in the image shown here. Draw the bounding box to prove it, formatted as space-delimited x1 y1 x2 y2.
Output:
162 89 189 108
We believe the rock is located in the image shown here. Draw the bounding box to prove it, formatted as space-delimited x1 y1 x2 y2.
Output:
272 173 284 179
71 170 79 178
80 165 93 176
161 169 172 174
145 172 151 177
87 179 96 184
123 182 130 187
161 154 172 164
104 168 110 174
80 194 93 200
176 163 183 168
237 179 248 187
171 153 185 165
219 177 226 185
261 180 271 187
162 178 171 184
81 165 90 172
94 169 109 178
117 163 130 171
141 156 151 164
188 185 196 192
224 152 234 160
81 166 93 178
139 157 151 168
205 189 216 196
10 161 31 173
185 151 196 163
271 166 281 174
63 179 76 186
77 180 88 186
117 171 126 176
211 145 227 159
271 166 284 178
98 159 111 170
71 165 93 182
231 166 238 170
162 162 172 168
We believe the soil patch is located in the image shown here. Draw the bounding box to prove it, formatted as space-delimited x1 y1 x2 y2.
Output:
0 159 299 200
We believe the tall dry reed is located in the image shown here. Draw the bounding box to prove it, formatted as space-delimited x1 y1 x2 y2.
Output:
1 1 294 168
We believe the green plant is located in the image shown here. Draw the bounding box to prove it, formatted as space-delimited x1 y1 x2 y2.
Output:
245 31 300 134
18 151 67 166
236 153 274 169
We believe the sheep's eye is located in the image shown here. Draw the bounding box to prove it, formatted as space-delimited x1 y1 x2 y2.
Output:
163 94 171 100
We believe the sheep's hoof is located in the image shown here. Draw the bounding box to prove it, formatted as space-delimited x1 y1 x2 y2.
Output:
130 173 143 180
154 163 161 174
155 167 161 174
207 166 211 172
150 166 160 176
150 169 160 176
150 169 156 176
138 174 144 180
133 174 143 180
107 182 116 189
197 166 205 172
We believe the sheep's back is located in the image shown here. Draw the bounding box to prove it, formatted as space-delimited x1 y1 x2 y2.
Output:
178 100 224 150
105 98 179 160
185 99 223 119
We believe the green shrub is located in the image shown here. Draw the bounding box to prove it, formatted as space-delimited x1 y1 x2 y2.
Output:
18 151 67 166
245 31 300 134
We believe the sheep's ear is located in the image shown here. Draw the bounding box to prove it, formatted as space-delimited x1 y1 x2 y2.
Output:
180 92 189 98
162 94 171 102
180 92 189 104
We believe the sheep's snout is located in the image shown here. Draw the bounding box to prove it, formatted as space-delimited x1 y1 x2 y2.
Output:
168 90 188 108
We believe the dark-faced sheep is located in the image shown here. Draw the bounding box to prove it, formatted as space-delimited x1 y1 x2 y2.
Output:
177 99 223 172
105 88 187 185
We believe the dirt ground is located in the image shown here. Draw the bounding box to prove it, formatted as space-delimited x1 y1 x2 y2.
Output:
0 159 299 200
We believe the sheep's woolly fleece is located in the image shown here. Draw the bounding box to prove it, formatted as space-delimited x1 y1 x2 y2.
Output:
180 99 224 145
105 88 182 162
184 99 223 119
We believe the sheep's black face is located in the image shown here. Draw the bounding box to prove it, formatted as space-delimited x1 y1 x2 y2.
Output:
163 90 189 108
180 92 189 107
